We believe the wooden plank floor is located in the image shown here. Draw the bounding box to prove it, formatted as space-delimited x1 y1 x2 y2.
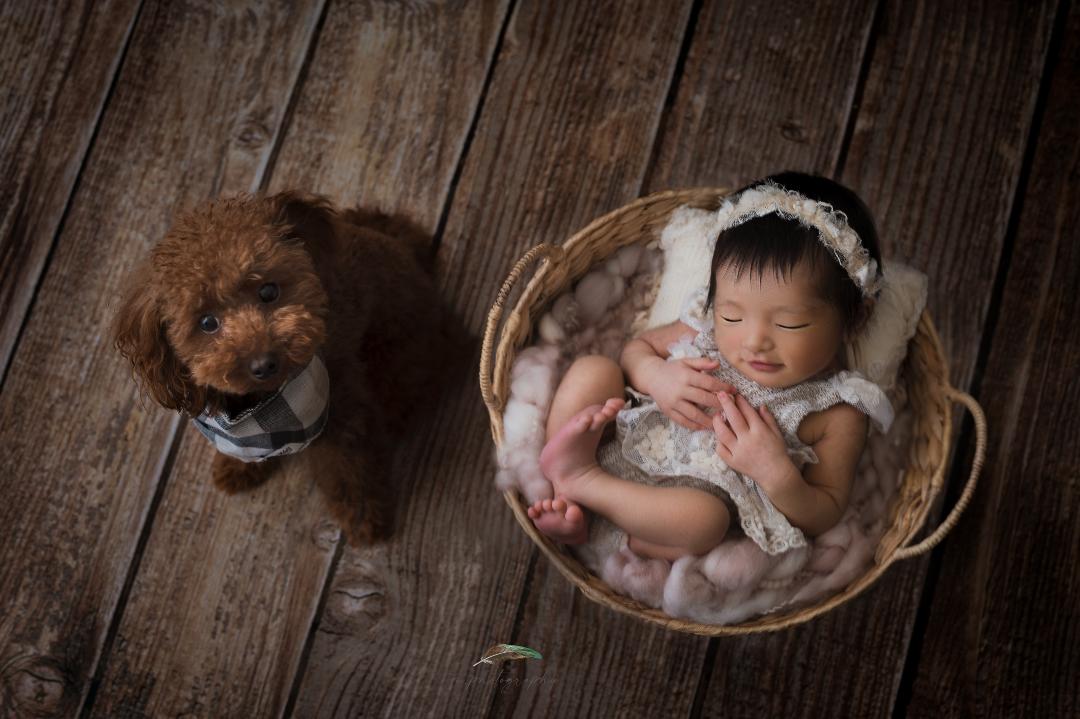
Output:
0 1 1075 717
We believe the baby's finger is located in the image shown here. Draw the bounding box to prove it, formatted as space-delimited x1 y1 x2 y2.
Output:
759 404 782 435
700 375 738 395
669 407 701 432
686 386 723 409
680 357 720 372
736 394 762 427
677 400 713 431
712 414 738 464
718 391 748 434
712 413 737 448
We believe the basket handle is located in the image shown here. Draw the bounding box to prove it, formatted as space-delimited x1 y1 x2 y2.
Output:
479 243 565 415
894 385 987 560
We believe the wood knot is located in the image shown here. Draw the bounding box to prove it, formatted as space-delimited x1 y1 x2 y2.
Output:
330 580 386 621
310 518 341 551
779 119 809 144
235 120 271 150
1 653 76 718
321 564 389 635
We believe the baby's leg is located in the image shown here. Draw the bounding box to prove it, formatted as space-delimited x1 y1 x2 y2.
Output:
530 355 626 544
545 355 626 438
542 395 731 555
628 536 703 562
591 482 731 554
551 446 731 556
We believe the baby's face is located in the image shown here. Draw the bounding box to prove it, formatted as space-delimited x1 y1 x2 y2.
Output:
711 260 845 389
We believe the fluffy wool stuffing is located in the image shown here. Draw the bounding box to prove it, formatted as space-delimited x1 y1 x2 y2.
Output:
493 219 921 624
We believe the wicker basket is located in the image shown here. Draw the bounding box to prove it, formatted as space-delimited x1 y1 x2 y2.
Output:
479 188 987 635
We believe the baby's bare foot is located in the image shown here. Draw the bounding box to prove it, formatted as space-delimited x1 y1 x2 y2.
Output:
539 398 624 502
527 496 588 545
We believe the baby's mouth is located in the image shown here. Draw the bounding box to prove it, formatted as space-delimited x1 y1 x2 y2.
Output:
747 359 783 372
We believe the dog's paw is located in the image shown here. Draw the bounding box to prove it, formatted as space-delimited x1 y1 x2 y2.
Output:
212 454 271 494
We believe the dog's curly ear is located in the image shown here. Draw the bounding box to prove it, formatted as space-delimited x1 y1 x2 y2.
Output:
267 190 339 267
112 271 204 415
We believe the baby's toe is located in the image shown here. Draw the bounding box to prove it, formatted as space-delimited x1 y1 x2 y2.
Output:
604 398 625 414
571 412 593 433
565 502 584 523
553 497 567 513
590 407 616 429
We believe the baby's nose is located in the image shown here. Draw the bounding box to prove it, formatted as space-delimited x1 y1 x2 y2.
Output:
743 329 773 351
249 353 279 380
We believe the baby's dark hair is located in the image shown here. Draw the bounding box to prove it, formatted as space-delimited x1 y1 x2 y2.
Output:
705 171 883 335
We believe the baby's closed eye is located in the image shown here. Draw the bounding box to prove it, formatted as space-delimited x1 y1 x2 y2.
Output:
718 314 810 329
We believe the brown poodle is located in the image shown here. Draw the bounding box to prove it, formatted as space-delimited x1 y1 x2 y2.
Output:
113 191 464 545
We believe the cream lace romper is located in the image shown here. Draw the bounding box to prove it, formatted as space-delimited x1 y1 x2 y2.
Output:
595 288 894 555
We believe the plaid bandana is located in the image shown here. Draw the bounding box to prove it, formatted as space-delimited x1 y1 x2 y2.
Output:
192 355 329 462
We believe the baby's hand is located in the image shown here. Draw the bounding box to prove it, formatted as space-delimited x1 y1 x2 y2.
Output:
712 391 791 483
644 357 735 431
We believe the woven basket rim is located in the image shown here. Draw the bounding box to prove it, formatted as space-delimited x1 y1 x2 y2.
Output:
483 187 964 635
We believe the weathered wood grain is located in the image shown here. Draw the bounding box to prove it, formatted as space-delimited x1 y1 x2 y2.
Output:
488 560 707 718
842 0 1056 394
489 1 881 717
690 1 1058 716
84 1 510 717
267 0 509 225
0 0 140 381
0 2 325 717
288 1 700 716
907 2 1079 715
86 437 342 719
644 0 878 192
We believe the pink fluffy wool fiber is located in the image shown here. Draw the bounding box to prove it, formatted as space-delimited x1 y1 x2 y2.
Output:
492 241 911 625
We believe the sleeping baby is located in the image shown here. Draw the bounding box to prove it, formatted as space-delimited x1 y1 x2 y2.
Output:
528 172 894 561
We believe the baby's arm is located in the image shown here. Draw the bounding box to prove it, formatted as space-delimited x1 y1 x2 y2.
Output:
620 321 732 430
712 392 867 536
766 404 867 535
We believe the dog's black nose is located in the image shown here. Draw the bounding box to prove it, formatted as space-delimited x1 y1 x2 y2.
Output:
249 354 279 380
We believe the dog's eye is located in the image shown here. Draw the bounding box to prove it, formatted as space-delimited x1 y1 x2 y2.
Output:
199 314 220 333
258 282 279 303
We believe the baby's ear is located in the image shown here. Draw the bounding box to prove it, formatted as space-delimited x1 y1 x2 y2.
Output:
112 273 204 415
266 190 339 265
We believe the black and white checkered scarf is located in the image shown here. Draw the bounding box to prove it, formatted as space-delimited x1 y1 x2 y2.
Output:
192 355 329 462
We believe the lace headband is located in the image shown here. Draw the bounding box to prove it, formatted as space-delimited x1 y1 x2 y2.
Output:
713 181 882 297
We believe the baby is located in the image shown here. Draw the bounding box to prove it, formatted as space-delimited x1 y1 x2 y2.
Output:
529 172 894 561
